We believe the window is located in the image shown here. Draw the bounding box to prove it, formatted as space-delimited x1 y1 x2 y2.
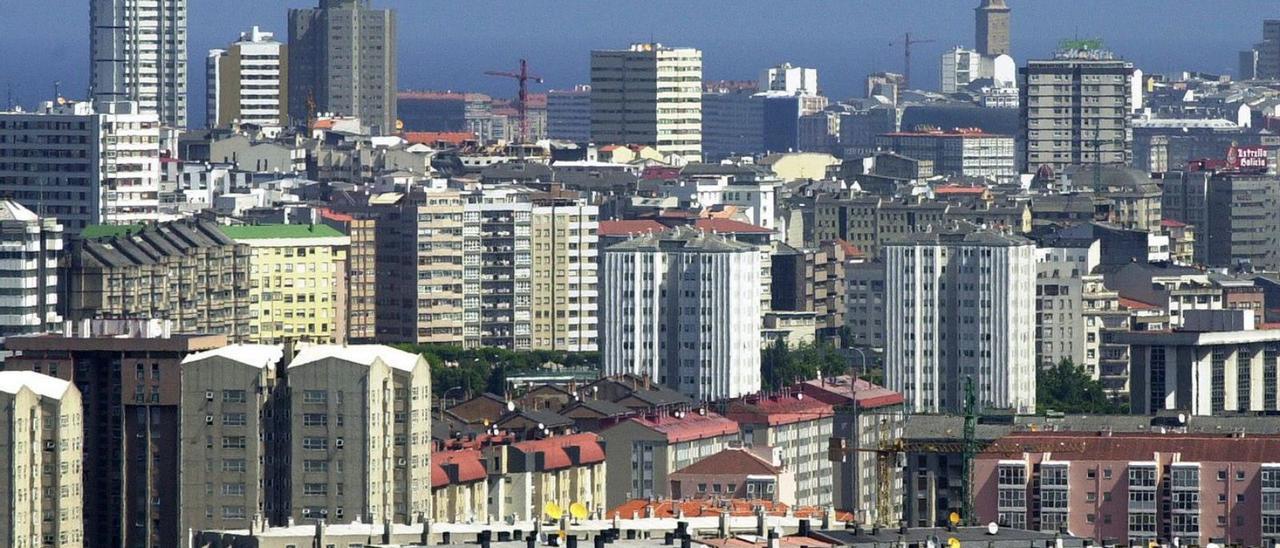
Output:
222 413 246 427
303 437 327 451
304 483 328 496
221 483 246 497
304 460 328 473
222 459 246 473
222 390 246 403
221 436 246 449
304 390 328 404
303 413 328 427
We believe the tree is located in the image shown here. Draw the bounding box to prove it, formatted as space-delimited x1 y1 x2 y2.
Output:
394 343 599 398
1036 358 1127 414
760 338 847 391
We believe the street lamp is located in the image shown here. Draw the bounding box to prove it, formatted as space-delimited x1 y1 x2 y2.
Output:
849 346 869 378
439 385 466 422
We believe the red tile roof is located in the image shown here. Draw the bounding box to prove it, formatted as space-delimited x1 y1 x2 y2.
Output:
979 432 1280 462
608 499 854 522
431 449 487 488
693 218 773 235
934 185 988 196
642 166 683 180
618 411 741 443
511 433 605 471
1119 296 1162 311
404 131 476 146
671 448 782 476
725 394 834 427
598 219 666 237
1161 219 1188 228
800 376 904 410
318 208 353 223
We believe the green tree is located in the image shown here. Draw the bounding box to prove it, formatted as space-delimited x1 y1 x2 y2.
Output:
1036 358 1128 414
394 343 599 398
760 339 847 391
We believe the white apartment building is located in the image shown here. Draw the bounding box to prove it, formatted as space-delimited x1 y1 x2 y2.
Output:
462 192 533 350
547 86 591 143
663 175 779 233
91 0 188 128
601 226 762 400
760 63 819 95
0 201 62 338
1035 241 1100 371
0 371 83 548
884 229 1037 413
591 43 703 163
208 27 288 128
0 100 163 232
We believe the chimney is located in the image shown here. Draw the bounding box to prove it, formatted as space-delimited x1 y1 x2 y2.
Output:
799 519 811 536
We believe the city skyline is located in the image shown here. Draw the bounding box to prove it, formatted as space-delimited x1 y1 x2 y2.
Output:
0 0 1271 127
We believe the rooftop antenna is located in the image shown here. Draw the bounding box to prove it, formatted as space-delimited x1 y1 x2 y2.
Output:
53 81 61 101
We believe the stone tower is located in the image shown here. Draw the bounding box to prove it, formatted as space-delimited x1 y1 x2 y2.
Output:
975 0 1011 56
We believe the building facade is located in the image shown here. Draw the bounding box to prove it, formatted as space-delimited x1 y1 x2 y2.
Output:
874 129 1016 183
1121 322 1280 416
0 372 83 548
601 226 762 401
726 393 835 508
1205 173 1280 271
220 224 349 344
975 0 1011 56
0 200 62 338
591 43 703 162
760 63 819 95
1019 51 1136 174
547 86 591 143
207 27 289 129
598 411 741 509
0 100 163 232
288 0 397 133
530 202 599 352
884 229 1037 413
90 0 188 127
1035 241 1100 370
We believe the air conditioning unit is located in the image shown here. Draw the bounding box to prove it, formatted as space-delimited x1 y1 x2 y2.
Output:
205 416 214 425
44 441 56 450
206 391 214 401
335 438 344 448
397 458 406 467
335 507 344 518
320 509 328 516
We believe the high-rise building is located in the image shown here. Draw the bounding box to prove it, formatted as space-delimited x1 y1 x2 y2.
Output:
207 27 289 129
0 372 83 548
464 189 533 350
546 86 592 143
760 63 819 95
177 343 431 530
288 0 397 133
530 201 599 352
1034 241 1100 371
0 200 62 338
1252 20 1280 80
975 0 1011 57
1205 172 1280 271
3 323 227 548
701 86 765 161
590 43 703 162
1019 49 1137 174
0 100 163 232
65 220 253 340
219 225 350 344
90 0 188 127
874 128 1016 182
601 226 761 400
884 228 1037 413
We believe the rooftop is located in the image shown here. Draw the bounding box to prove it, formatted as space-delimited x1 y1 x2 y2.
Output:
219 223 347 241
616 410 740 443
606 225 758 254
799 376 904 409
725 393 834 427
0 371 73 400
599 219 667 237
511 432 606 471
672 448 783 477
289 344 423 372
0 199 39 222
181 344 284 369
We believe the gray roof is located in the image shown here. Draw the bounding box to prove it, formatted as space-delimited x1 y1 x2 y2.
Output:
885 225 1032 248
605 225 756 254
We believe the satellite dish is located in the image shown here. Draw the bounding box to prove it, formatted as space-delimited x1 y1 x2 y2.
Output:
507 401 517 412
545 502 563 521
570 502 589 520
948 538 961 548
1206 543 1220 548
949 512 961 526
796 393 804 400
986 522 999 536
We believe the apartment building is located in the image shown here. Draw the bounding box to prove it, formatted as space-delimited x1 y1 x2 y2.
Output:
178 344 282 534
463 192 533 350
726 393 835 508
530 201 599 352
874 129 1016 183
975 432 1280 547
0 200 62 338
1019 50 1136 173
591 43 703 162
65 219 252 340
284 344 432 525
1035 240 1101 370
884 228 1037 413
220 224 350 344
0 372 83 548
3 323 226 548
288 0 397 133
1205 172 1280 271
1081 274 1133 396
845 261 886 351
486 433 607 522
547 86 592 143
90 0 188 127
601 226 762 401
598 411 741 509
207 26 289 128
0 100 163 232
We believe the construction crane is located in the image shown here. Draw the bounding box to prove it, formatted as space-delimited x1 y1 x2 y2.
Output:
889 32 935 90
829 378 1084 527
485 59 544 144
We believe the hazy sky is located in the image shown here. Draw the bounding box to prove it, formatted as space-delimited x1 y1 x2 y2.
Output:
0 0 1270 125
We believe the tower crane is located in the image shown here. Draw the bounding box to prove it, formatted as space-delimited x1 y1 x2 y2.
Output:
485 59 544 144
889 32 936 90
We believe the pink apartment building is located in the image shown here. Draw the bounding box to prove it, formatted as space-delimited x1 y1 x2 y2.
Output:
974 432 1280 547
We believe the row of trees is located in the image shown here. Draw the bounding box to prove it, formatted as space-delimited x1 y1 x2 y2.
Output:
1036 358 1129 414
396 344 598 398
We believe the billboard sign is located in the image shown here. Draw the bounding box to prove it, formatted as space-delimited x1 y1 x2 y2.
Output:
1227 145 1268 172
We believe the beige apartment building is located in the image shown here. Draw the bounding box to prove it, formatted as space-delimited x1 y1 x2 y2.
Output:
591 43 703 163
530 202 599 352
0 371 84 548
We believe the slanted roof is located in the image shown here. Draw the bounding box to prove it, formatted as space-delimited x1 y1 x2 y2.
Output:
511 433 606 471
0 371 73 400
598 219 666 237
613 411 740 443
725 394 834 427
692 218 773 235
80 224 146 239
288 344 423 372
671 448 782 476
181 344 283 369
431 449 487 488
0 199 38 222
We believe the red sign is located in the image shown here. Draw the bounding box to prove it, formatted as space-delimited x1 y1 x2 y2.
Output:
1227 145 1268 172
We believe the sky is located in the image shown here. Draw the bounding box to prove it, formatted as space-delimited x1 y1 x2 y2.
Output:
0 0 1271 126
